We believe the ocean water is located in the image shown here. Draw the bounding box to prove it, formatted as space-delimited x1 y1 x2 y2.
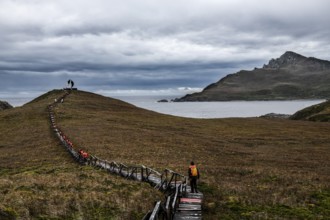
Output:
4 95 324 119
113 96 325 118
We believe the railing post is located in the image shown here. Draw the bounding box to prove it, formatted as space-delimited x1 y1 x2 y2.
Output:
141 166 144 181
174 174 177 188
149 201 161 220
172 185 180 214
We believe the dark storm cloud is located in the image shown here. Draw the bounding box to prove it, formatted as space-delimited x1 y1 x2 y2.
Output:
0 0 330 97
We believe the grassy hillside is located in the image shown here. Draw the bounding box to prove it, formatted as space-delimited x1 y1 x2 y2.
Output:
1 89 330 219
0 90 162 220
290 100 330 122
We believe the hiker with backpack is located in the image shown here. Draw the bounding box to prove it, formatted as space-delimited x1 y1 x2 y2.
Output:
188 161 200 193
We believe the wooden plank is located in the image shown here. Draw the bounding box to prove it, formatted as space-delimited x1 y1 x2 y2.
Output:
177 207 202 211
174 217 201 220
174 212 202 216
180 198 202 204
178 204 201 209
173 215 202 220
175 210 202 216
184 193 204 199
173 211 202 220
175 210 202 215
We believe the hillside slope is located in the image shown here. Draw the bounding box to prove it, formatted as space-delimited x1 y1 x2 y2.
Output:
0 90 161 219
1 89 330 219
175 51 330 101
290 100 330 122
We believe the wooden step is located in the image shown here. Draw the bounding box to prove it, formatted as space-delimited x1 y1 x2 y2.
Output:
180 198 202 204
184 193 204 199
173 211 202 220
177 204 202 211
173 215 202 220
178 204 201 209
175 210 202 215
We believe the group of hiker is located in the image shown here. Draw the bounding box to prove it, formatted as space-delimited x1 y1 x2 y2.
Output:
78 149 89 162
49 91 90 164
55 127 90 163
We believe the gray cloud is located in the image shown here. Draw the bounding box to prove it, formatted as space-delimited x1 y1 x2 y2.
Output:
0 0 330 99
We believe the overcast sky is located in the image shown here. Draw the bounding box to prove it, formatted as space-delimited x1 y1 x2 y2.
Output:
1 0 330 101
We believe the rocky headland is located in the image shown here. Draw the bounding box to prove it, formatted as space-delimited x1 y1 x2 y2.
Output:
175 51 330 101
0 100 13 110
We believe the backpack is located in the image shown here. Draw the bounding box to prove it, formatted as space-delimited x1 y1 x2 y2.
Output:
190 166 198 177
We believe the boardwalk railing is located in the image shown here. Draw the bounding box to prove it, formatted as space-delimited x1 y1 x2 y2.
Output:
47 90 202 220
158 169 187 192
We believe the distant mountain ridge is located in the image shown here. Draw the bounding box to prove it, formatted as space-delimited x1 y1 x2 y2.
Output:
263 51 330 70
175 51 330 101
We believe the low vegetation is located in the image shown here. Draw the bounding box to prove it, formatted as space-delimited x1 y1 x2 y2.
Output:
1 89 329 219
0 90 161 219
290 100 330 122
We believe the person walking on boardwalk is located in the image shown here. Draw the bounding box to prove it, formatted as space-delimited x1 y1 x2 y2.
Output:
188 161 200 193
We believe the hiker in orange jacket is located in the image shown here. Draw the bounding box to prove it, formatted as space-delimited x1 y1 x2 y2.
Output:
188 161 200 193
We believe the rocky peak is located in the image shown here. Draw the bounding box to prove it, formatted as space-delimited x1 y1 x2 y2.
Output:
263 51 306 69
0 100 13 110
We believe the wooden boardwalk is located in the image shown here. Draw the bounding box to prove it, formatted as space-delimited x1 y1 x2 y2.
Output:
173 190 203 220
48 90 204 220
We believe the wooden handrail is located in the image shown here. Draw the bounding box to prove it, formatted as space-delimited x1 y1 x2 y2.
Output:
149 201 161 220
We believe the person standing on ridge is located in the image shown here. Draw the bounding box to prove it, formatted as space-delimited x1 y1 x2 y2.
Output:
188 161 200 193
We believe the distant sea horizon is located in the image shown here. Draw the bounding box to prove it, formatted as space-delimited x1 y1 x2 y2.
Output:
3 94 325 119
